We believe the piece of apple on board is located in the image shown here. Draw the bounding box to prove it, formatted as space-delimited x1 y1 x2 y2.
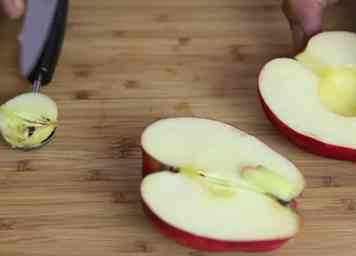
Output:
259 31 356 161
140 118 305 252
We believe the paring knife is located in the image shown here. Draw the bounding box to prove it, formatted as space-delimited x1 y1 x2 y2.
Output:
19 0 69 91
15 0 69 150
0 0 68 151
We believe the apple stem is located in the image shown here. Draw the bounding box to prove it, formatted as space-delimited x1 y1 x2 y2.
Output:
240 166 297 202
178 166 265 195
177 165 297 203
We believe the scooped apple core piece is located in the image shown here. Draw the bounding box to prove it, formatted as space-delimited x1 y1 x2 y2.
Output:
141 117 305 252
0 92 58 149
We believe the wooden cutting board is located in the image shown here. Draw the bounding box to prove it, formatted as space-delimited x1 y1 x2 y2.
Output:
1 1 356 255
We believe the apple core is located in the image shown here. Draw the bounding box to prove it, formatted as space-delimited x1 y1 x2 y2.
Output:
0 93 58 149
297 52 356 117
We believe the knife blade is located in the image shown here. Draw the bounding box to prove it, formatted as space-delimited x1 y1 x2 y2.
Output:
19 0 68 86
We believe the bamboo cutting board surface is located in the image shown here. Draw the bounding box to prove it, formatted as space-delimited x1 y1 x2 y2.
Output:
1 1 356 255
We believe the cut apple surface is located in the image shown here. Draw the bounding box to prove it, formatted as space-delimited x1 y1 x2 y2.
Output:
0 92 58 149
259 31 356 160
140 117 305 252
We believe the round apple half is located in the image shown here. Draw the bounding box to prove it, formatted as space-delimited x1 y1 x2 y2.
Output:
140 117 305 252
259 31 356 161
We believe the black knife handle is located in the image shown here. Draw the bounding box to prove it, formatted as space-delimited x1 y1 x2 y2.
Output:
28 0 69 86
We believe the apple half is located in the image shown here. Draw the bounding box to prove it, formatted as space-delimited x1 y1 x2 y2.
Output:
259 31 356 161
140 117 305 252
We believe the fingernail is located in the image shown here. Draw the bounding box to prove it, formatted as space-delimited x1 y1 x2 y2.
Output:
11 0 24 18
14 0 22 8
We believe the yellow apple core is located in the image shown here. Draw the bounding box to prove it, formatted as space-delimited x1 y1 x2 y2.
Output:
178 165 296 202
297 52 356 117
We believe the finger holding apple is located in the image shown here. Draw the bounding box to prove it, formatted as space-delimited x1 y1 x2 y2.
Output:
282 0 340 53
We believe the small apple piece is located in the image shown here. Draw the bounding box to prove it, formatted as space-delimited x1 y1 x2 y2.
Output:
140 117 305 252
259 31 356 161
0 92 58 149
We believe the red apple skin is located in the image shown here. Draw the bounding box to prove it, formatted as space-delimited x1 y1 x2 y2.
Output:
141 149 294 252
142 150 170 177
257 87 356 161
142 202 288 252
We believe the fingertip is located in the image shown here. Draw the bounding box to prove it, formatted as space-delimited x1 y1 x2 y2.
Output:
2 0 25 19
291 26 307 53
14 0 25 16
282 0 324 53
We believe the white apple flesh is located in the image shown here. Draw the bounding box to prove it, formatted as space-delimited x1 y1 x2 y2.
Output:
0 92 58 149
140 118 305 252
259 31 356 161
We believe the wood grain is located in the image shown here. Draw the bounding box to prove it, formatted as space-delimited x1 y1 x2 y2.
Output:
1 0 356 255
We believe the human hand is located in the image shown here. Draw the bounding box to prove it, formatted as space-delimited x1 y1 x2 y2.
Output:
282 0 339 53
1 0 25 19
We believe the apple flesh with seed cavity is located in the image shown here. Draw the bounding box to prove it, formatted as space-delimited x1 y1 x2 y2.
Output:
140 117 305 252
0 92 58 149
259 31 356 161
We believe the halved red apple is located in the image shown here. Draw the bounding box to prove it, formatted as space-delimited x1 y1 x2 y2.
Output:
259 31 356 161
140 117 305 252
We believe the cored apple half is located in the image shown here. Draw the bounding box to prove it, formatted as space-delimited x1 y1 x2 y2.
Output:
259 31 356 161
140 117 305 252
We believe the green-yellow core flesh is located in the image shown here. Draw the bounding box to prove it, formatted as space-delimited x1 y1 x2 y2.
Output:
0 106 57 149
179 166 236 197
296 51 356 117
178 165 296 202
240 166 297 202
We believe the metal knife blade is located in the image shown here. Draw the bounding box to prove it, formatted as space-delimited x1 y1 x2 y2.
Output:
19 0 59 79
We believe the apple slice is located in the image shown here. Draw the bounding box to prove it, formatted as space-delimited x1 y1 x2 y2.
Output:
0 92 58 149
140 117 305 252
259 31 356 161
